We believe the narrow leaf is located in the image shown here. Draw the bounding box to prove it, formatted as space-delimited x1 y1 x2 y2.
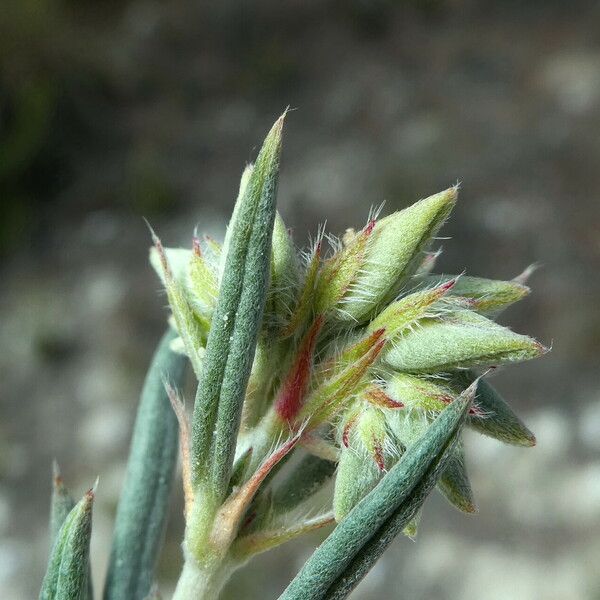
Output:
192 114 284 500
40 487 94 600
279 383 474 600
104 328 187 600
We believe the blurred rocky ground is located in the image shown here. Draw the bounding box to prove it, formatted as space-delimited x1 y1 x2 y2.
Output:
1 1 599 598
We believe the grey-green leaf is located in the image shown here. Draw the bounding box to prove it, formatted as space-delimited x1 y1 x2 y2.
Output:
49 464 94 600
191 114 284 500
103 327 187 600
40 488 94 600
278 382 475 600
457 370 536 446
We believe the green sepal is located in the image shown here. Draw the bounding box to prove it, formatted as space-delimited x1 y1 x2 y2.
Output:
367 281 454 337
279 382 474 600
104 328 187 600
40 488 94 600
188 246 219 314
419 274 530 314
267 212 301 332
437 443 476 513
150 247 190 288
315 220 373 316
150 241 208 377
191 113 284 501
281 242 321 338
150 245 216 321
385 309 545 372
386 372 456 412
456 370 536 446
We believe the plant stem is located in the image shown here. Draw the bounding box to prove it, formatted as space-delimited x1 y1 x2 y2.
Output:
173 555 236 600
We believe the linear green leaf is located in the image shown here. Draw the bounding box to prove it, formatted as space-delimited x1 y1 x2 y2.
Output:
40 488 94 600
323 450 455 599
49 463 94 600
278 384 474 600
103 327 187 600
191 114 284 499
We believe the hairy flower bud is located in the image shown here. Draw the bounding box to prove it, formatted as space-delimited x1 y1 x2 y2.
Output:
335 187 457 323
385 310 546 372
334 405 397 521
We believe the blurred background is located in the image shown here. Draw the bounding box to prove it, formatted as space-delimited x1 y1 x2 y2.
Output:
1 1 599 598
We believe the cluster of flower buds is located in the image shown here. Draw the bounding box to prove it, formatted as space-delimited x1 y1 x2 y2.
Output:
39 115 547 600
151 151 545 536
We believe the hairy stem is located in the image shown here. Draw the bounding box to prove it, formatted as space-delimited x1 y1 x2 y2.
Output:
172 555 237 600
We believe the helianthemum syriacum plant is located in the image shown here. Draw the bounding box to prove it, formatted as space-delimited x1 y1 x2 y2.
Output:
40 113 547 600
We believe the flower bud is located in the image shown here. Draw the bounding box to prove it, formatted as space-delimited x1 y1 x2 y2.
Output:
336 188 457 323
385 309 546 372
334 405 393 521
